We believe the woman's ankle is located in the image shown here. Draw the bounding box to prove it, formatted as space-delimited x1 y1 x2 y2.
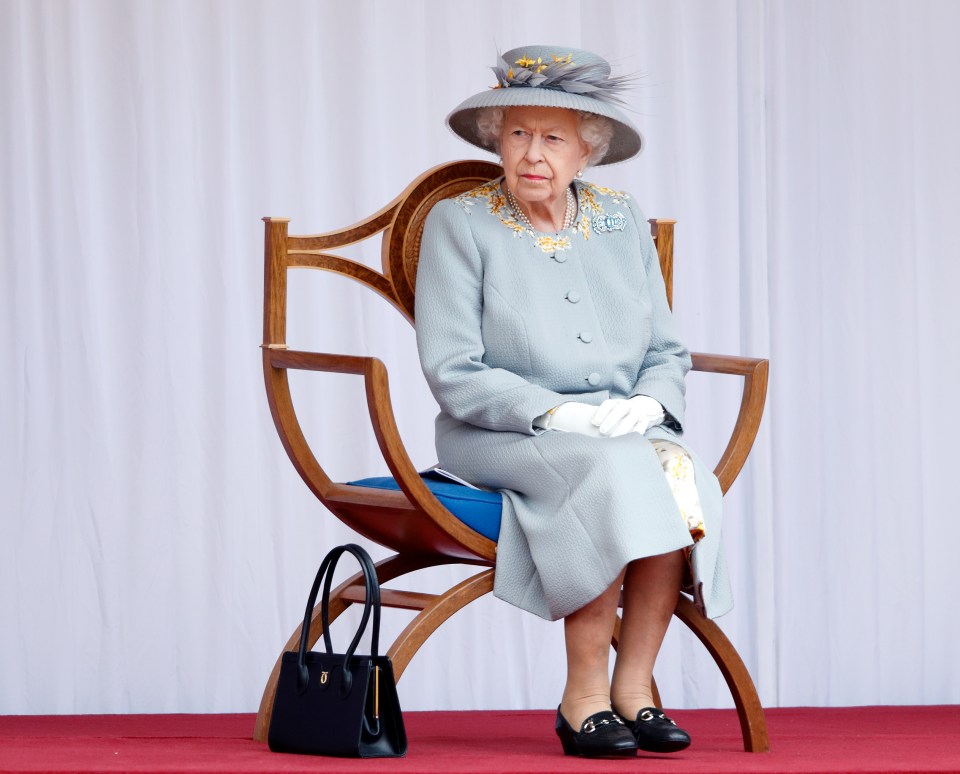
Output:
560 691 612 729
610 685 655 720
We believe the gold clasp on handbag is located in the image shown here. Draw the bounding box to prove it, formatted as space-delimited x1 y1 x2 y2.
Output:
320 670 329 685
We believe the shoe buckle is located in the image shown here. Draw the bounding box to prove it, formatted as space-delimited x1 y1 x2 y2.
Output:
639 709 677 726
582 716 624 734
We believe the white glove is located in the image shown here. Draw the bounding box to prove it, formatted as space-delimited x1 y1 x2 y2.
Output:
534 401 603 436
591 395 665 437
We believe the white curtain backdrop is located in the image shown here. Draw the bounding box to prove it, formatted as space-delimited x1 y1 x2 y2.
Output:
3 0 959 714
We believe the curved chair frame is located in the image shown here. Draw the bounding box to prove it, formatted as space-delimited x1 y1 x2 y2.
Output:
256 160 770 752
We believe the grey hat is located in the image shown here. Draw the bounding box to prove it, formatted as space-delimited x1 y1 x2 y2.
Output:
446 45 643 166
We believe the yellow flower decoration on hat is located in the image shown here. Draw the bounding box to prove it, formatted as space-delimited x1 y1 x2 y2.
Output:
489 49 634 106
515 54 563 74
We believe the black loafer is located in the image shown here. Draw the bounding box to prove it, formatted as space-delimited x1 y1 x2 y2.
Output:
620 707 691 753
555 707 638 758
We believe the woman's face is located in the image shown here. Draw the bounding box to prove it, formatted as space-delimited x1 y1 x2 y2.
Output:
499 106 591 208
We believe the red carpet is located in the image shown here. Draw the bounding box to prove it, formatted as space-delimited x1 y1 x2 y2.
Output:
0 707 958 773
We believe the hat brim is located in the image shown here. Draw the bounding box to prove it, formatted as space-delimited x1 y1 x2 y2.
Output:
447 86 643 166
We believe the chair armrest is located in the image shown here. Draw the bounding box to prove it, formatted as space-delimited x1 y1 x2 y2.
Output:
265 347 375 375
262 347 496 561
360 357 495 555
690 352 769 494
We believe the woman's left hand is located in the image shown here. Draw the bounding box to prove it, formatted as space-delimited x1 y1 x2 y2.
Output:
592 395 665 437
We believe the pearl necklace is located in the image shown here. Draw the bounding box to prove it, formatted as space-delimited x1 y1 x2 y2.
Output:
505 184 577 233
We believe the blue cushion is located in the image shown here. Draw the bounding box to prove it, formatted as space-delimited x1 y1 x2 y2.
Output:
345 473 502 541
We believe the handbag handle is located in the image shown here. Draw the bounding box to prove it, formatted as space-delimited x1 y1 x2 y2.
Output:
295 543 381 694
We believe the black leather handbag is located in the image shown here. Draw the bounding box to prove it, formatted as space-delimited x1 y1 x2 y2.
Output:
267 543 407 757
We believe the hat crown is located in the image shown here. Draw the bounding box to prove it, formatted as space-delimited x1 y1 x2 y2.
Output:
498 46 611 79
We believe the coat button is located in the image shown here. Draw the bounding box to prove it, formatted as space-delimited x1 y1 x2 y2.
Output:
587 372 601 386
566 290 581 303
553 253 568 263
579 331 593 343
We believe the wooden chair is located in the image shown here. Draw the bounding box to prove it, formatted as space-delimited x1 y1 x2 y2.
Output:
256 159 770 752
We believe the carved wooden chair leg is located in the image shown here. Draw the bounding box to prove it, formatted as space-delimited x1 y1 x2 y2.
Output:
672 595 770 752
387 568 495 679
613 602 769 753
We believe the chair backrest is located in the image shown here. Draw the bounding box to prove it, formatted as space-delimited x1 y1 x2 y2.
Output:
263 159 677 350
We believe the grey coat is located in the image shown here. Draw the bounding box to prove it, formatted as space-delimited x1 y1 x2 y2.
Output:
415 179 730 621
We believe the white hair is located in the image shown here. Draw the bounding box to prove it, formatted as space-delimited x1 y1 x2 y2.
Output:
475 106 614 166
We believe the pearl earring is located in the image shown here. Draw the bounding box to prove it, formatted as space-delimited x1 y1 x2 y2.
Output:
577 169 584 179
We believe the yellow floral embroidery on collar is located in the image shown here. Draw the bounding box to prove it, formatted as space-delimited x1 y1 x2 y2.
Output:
455 180 629 253
535 234 572 252
583 183 629 205
456 181 526 236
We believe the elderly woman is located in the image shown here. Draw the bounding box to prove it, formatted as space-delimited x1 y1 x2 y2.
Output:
415 46 729 758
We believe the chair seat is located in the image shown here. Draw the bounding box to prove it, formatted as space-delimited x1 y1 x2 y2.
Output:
346 474 503 541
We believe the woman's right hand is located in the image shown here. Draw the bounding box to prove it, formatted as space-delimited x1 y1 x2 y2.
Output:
592 396 665 437
536 396 665 437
